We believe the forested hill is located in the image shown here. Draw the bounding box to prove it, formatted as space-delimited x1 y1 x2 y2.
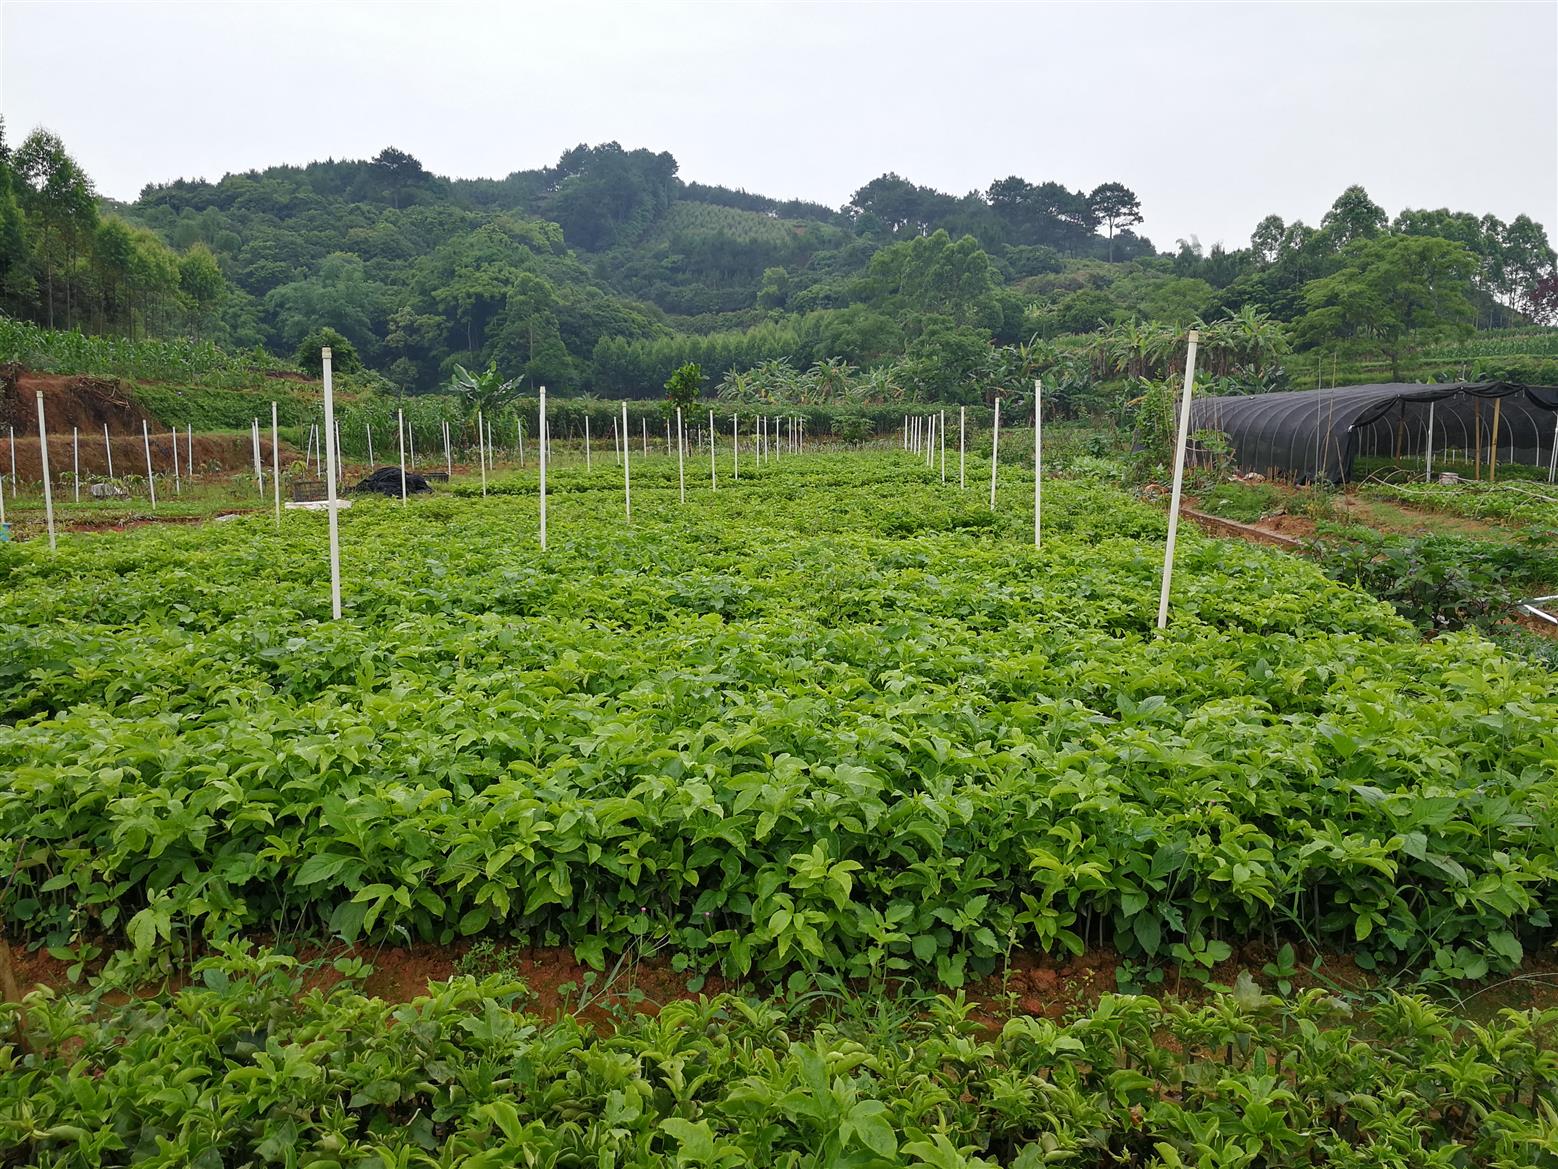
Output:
3 131 1555 398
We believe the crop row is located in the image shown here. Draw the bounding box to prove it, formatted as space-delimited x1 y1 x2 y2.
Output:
3 946 1555 1168
2 458 1555 983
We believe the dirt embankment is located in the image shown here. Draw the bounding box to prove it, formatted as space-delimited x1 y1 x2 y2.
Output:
0 366 284 479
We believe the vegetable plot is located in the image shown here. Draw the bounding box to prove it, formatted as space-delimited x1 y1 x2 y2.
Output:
3 947 1556 1168
1 455 1556 983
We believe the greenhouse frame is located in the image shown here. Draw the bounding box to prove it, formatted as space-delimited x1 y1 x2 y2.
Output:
1189 381 1558 484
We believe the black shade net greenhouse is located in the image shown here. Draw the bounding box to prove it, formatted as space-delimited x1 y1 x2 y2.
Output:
1189 381 1558 484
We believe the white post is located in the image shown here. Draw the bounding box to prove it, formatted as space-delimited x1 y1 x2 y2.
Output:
622 402 632 521
171 427 180 494
407 422 415 471
939 409 946 483
444 420 452 477
988 398 1001 510
271 401 281 527
926 413 935 467
959 406 965 489
732 413 739 481
490 419 497 469
538 385 548 551
903 414 909 450
1033 379 1042 548
1424 401 1435 483
72 427 79 502
251 418 264 494
709 409 717 489
477 409 488 497
642 417 648 458
35 392 55 551
397 410 407 504
186 424 193 482
676 406 686 503
104 423 114 480
7 426 13 495
142 419 157 509
613 412 621 464
321 348 343 621
585 414 592 470
367 422 374 466
1156 330 1201 631
517 417 524 467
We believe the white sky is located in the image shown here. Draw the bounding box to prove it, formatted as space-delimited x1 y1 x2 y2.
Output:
3 0 1555 250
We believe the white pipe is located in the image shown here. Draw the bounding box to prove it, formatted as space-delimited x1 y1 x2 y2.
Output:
477 409 487 497
677 407 686 504
103 423 114 480
1034 379 1042 548
142 420 157 509
585 415 592 470
271 401 281 527
622 402 632 521
72 427 79 503
940 409 946 483
36 392 55 551
186 423 193 481
171 428 180 494
1425 401 1435 483
1156 330 1201 630
709 409 717 490
367 422 374 466
959 406 965 489
251 418 264 494
642 417 648 458
397 409 407 505
538 386 548 550
988 398 1000 510
321 348 342 620
732 413 739 482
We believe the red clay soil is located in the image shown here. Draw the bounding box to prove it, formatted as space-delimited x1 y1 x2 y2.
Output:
1 366 145 434
13 936 1558 1031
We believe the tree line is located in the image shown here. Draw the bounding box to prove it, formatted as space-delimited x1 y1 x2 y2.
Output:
1 128 1553 403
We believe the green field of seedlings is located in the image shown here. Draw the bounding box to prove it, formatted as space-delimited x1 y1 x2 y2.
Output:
4 451 1557 1166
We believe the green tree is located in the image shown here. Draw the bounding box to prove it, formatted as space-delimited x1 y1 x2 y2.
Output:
447 361 524 421
664 361 703 420
178 244 226 338
294 326 362 376
1294 234 1477 379
1320 185 1387 248
1088 182 1143 262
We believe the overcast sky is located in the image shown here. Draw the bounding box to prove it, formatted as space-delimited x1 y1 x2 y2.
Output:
4 0 1554 249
